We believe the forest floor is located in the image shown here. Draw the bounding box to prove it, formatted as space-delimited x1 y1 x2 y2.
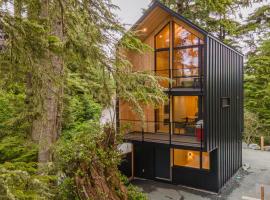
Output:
134 148 270 200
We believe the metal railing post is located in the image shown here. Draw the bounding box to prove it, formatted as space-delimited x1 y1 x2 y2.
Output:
169 122 172 145
142 128 144 142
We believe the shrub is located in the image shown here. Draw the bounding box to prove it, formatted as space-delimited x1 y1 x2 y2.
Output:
0 136 38 163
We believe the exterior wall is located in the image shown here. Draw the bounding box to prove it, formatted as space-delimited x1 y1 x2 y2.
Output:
205 35 243 189
132 142 219 192
172 149 218 192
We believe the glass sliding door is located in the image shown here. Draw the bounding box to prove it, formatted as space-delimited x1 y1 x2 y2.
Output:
155 103 170 134
172 96 199 135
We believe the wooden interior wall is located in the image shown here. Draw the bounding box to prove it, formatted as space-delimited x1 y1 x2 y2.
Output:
119 100 155 132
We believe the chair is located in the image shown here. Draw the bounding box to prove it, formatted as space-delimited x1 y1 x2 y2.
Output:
174 121 186 134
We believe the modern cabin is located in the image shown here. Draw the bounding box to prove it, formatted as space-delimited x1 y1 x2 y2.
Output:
117 1 243 193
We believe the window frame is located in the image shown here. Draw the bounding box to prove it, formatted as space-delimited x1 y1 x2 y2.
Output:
172 148 210 171
154 22 171 87
172 22 204 89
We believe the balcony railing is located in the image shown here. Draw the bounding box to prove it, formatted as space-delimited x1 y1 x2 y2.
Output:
155 68 203 89
119 119 204 148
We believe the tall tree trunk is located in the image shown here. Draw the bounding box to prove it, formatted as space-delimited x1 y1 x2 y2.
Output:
31 0 64 163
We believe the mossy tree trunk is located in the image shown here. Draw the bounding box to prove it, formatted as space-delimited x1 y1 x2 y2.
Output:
31 0 64 163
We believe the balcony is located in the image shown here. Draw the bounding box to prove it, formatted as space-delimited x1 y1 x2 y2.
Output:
155 68 203 90
120 119 204 148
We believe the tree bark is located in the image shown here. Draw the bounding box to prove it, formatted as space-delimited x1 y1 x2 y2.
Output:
31 0 64 163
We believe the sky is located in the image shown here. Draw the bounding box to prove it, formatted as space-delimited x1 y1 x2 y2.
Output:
112 0 150 27
112 0 269 28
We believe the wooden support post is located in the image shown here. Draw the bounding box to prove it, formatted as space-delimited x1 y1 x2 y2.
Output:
261 136 264 151
261 185 264 200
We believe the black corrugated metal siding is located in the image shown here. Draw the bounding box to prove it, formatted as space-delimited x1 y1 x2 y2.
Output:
206 35 243 189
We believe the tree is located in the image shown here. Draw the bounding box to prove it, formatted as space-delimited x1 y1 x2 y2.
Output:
0 0 166 199
244 4 270 135
159 0 260 45
245 39 270 135
240 4 270 52
243 110 260 144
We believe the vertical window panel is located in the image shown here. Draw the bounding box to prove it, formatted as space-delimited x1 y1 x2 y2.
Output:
155 103 170 134
173 48 199 88
174 23 202 47
156 51 169 87
173 96 198 122
155 24 170 49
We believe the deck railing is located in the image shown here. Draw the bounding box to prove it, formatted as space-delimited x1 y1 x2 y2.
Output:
155 68 203 89
119 119 204 148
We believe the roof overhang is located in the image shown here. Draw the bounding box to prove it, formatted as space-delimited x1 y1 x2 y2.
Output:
129 0 243 56
130 0 208 41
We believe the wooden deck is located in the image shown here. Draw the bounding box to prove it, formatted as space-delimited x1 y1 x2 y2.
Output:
124 132 203 148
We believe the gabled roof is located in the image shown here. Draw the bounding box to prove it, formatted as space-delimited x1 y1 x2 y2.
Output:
131 0 208 36
130 0 243 56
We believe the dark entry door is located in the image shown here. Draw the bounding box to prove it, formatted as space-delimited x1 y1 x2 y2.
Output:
134 143 154 179
155 146 171 180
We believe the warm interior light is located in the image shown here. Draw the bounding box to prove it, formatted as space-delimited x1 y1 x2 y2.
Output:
187 151 193 161
142 28 147 32
159 35 163 38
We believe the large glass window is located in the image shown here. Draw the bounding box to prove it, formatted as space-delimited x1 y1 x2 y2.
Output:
174 23 202 47
156 51 169 87
155 24 170 49
173 149 210 169
172 22 202 88
173 48 199 88
154 22 203 89
155 24 170 88
172 96 199 135
173 96 198 121
155 103 170 133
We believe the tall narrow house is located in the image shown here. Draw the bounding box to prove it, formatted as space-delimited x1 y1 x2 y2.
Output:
118 1 243 193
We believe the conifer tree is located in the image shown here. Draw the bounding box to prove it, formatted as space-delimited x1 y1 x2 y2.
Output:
244 4 270 135
0 0 166 198
159 0 260 45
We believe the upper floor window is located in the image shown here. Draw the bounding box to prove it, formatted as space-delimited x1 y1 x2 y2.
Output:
174 23 203 47
155 24 170 88
154 21 203 89
155 24 170 49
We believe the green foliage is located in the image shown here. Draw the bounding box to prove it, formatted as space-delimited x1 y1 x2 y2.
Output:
121 175 148 200
0 162 38 174
0 90 29 139
62 93 102 139
127 184 148 200
54 177 79 200
0 163 54 200
245 39 270 135
159 0 255 44
240 5 270 50
0 136 38 163
243 110 261 144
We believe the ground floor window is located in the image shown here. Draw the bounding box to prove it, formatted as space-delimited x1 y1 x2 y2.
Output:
173 149 210 170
